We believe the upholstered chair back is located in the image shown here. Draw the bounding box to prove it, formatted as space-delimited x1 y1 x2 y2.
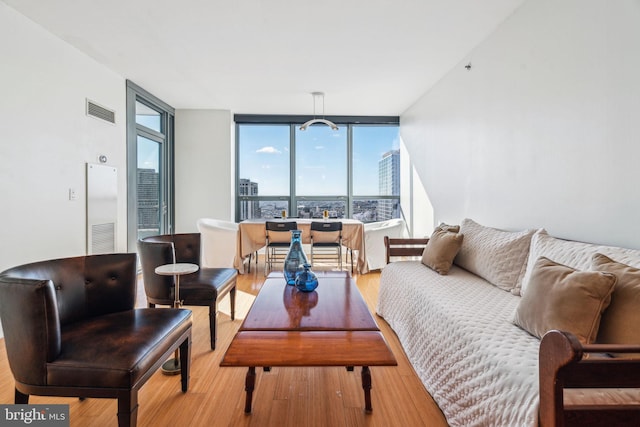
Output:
141 233 201 263
137 233 201 301
0 253 137 387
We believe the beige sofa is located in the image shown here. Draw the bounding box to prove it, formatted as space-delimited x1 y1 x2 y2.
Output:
376 219 640 427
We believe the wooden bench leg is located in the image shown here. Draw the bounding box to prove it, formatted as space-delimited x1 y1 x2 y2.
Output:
180 335 191 392
209 302 216 350
230 286 236 321
15 389 29 404
117 391 138 427
244 367 256 413
362 366 372 413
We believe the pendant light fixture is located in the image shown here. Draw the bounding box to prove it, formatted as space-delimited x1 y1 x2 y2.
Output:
299 92 339 131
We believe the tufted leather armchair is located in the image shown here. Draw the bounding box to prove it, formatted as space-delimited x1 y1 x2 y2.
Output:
138 233 237 350
0 252 192 427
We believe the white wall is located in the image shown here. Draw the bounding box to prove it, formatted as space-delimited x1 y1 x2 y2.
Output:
0 4 128 268
174 109 233 232
401 0 640 249
399 137 434 238
0 4 128 337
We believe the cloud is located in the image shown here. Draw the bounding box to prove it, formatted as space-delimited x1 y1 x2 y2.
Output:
315 145 324 150
256 146 281 154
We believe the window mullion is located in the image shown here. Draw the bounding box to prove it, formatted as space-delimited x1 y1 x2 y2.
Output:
347 124 353 219
290 124 296 217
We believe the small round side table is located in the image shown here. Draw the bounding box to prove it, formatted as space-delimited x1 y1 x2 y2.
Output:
155 262 199 375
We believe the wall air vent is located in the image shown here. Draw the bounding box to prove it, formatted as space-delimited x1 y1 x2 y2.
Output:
87 163 117 255
86 99 116 124
91 223 116 253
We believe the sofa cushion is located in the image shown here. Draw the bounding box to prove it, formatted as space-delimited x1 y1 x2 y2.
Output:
454 218 535 293
377 261 541 426
513 257 616 344
592 253 640 348
421 229 464 275
518 230 640 297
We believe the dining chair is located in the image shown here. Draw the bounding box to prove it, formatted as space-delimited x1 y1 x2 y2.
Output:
310 221 343 270
364 218 406 270
196 218 258 271
264 221 298 275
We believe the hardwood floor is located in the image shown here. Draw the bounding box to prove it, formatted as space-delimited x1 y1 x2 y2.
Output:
0 258 448 427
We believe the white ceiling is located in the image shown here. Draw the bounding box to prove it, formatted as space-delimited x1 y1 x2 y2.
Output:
3 0 524 115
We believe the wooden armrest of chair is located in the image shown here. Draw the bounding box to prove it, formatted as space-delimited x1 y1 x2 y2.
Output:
539 330 640 427
384 236 429 265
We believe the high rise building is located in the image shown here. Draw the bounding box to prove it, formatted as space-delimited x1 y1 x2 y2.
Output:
137 168 160 231
239 178 260 219
378 150 400 220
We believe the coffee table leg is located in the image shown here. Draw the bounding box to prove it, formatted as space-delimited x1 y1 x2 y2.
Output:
244 367 256 413
362 366 372 412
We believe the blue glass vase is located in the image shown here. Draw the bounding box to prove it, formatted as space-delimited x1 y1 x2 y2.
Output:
283 230 308 285
295 263 318 292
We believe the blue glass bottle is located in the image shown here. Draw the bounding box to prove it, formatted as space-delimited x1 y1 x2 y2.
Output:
283 230 308 285
295 263 318 292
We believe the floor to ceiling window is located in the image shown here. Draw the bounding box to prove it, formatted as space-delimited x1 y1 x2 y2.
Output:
126 80 175 251
236 124 291 219
295 124 348 218
352 125 401 221
235 115 400 222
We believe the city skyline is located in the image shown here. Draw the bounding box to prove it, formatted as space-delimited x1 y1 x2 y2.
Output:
238 124 400 197
238 129 401 222
136 124 401 230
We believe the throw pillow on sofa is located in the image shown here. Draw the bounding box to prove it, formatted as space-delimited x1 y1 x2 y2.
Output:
513 256 617 344
421 228 464 275
518 229 640 297
592 253 640 349
434 222 460 233
453 218 535 293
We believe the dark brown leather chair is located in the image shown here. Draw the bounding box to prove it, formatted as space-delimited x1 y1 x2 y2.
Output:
137 233 237 350
0 253 192 427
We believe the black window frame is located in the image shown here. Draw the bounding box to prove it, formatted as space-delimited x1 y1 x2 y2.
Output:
235 114 400 223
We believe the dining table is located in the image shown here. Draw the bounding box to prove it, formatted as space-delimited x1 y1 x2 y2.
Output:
234 218 369 274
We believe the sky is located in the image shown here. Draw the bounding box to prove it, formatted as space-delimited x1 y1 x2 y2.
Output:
137 135 160 172
239 124 399 196
136 110 162 172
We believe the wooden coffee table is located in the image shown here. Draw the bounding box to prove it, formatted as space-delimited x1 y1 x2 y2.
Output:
220 271 397 413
